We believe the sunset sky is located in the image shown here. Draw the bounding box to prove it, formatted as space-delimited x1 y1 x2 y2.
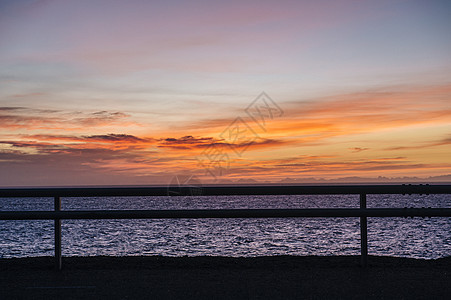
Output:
0 0 450 186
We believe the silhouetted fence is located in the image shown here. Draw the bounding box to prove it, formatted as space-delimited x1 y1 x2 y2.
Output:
1 184 450 270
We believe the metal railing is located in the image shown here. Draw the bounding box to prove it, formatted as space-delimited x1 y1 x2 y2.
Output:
1 184 450 270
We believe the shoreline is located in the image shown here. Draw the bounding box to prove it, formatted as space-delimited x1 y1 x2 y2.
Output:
1 255 450 299
2 254 451 267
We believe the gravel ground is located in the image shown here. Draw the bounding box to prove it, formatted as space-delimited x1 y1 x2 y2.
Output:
0 255 450 299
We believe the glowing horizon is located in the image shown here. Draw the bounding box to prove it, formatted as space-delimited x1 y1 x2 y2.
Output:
1 0 450 186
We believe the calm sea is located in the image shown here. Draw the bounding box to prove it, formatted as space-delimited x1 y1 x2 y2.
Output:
0 194 450 259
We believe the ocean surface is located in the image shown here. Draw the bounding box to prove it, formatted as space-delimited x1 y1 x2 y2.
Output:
0 194 450 259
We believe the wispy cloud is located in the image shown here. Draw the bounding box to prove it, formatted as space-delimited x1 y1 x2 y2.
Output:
349 147 370 153
0 107 138 130
158 136 219 150
385 133 451 151
221 155 450 180
157 135 290 151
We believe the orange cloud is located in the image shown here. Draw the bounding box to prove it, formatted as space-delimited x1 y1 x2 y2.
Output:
181 84 451 146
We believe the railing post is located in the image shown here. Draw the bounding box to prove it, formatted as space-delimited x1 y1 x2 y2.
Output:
360 194 368 267
54 196 62 270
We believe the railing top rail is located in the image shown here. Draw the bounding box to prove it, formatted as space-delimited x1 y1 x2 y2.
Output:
0 184 450 198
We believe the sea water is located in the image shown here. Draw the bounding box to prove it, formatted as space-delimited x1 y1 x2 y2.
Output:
0 194 450 259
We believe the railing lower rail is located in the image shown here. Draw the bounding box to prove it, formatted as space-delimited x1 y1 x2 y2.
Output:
1 208 451 219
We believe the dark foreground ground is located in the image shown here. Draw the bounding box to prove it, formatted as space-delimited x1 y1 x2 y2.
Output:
1 255 450 299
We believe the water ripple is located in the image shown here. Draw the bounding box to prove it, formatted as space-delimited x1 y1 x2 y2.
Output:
0 194 450 258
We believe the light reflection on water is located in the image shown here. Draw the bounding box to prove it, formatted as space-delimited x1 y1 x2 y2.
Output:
0 194 450 259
